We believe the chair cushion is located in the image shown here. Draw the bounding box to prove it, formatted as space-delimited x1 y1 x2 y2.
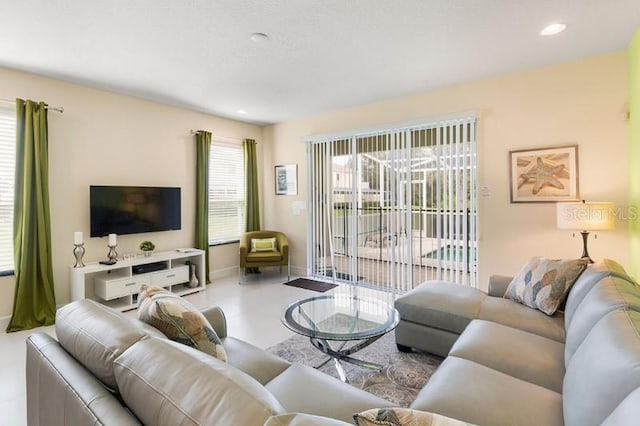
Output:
504 257 588 315
113 337 284 425
252 237 277 252
410 356 563 426
247 251 283 262
354 408 475 426
449 320 565 392
137 285 227 362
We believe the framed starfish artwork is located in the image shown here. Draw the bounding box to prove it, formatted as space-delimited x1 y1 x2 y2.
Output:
509 144 579 203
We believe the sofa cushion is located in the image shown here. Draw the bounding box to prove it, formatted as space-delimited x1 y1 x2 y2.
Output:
26 333 141 426
563 309 640 426
449 320 565 392
354 408 475 426
477 297 565 342
410 356 563 426
563 258 630 328
504 257 587 315
55 299 163 390
394 281 486 334
564 277 640 366
137 285 227 362
601 387 640 426
265 413 353 426
265 363 394 423
222 336 291 385
113 337 284 425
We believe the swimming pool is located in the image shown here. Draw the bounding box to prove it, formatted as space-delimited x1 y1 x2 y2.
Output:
422 245 473 261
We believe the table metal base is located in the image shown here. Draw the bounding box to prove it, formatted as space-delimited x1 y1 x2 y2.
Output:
310 335 384 383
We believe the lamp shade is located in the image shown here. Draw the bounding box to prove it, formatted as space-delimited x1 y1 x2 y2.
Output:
556 202 616 231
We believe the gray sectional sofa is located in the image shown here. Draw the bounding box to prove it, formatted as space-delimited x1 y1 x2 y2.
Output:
26 299 395 425
395 259 640 425
25 258 640 425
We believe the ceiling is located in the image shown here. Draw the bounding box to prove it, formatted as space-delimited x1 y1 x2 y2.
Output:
1 1 639 125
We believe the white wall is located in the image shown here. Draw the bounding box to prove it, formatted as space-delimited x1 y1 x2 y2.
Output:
0 66 261 318
262 51 630 289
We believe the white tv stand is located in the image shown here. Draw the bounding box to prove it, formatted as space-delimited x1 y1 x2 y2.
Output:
69 249 206 312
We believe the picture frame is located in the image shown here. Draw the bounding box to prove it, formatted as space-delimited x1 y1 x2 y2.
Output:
509 144 579 203
275 164 297 195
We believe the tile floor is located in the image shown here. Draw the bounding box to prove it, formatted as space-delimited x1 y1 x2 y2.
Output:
0 271 393 425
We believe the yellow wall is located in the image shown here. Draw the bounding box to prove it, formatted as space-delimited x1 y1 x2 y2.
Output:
0 67 261 318
630 28 640 280
263 52 630 288
0 50 631 318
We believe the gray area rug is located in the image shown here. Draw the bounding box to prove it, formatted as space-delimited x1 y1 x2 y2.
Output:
267 331 443 407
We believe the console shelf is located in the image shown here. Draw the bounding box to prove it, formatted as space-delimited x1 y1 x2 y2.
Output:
70 249 205 311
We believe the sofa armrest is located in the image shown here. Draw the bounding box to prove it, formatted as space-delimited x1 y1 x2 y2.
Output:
488 275 514 297
201 306 227 339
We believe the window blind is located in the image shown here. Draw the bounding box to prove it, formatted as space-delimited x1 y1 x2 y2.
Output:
0 106 15 272
208 141 245 244
307 116 478 292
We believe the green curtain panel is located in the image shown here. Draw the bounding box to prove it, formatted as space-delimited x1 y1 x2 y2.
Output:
6 99 56 332
244 138 260 232
244 139 261 273
195 131 211 284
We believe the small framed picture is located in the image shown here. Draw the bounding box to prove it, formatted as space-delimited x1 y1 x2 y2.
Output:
509 144 579 203
275 164 297 195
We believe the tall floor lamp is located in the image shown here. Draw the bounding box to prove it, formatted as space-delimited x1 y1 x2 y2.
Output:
556 201 616 263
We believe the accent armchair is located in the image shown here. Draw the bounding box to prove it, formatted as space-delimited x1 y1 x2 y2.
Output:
239 230 290 284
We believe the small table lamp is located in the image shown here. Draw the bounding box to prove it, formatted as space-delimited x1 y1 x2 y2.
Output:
556 201 615 263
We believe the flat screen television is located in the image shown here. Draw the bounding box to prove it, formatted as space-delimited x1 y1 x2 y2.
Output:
90 185 181 237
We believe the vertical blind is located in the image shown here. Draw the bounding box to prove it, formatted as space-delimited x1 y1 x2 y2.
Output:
0 106 15 272
208 140 245 244
307 116 478 293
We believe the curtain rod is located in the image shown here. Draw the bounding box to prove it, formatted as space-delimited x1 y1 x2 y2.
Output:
0 97 64 113
189 130 250 144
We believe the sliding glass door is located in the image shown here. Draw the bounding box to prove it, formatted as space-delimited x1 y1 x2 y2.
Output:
307 117 478 293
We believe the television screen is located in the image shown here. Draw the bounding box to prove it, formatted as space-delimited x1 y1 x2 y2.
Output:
90 186 181 237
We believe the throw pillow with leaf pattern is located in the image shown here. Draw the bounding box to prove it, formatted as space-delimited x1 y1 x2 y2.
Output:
504 257 588 315
137 285 227 362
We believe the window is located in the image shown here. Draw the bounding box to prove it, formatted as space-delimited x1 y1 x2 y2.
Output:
308 117 478 291
208 141 245 244
0 106 16 273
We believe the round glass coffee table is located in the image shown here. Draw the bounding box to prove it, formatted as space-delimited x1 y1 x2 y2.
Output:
282 294 400 383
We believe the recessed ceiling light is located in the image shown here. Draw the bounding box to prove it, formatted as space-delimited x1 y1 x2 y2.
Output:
250 33 269 43
540 23 567 36
237 109 247 114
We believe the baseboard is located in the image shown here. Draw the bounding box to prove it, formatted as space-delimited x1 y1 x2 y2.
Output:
210 267 238 280
211 265 306 281
0 315 9 331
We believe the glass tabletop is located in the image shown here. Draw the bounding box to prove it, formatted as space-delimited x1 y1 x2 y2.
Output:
282 295 399 341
